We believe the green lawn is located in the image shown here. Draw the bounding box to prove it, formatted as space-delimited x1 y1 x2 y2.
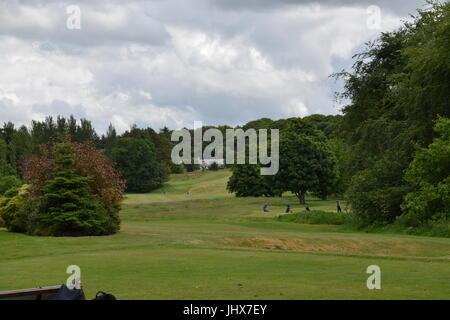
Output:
0 169 449 299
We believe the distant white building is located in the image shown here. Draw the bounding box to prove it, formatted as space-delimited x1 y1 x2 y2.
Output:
197 157 225 170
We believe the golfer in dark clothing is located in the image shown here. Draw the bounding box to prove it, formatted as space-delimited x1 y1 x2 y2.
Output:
305 205 310 211
285 205 291 213
337 200 342 213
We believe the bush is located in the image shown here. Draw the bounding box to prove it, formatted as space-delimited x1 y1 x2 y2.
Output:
0 185 30 233
399 117 450 228
394 217 450 238
209 162 219 171
0 175 22 195
345 157 408 227
276 210 348 225
169 163 185 174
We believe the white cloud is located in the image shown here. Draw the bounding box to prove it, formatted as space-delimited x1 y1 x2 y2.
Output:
0 0 419 133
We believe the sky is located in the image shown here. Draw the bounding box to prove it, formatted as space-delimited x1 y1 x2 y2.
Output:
0 0 426 133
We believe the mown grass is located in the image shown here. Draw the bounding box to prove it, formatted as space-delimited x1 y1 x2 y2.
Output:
0 169 449 299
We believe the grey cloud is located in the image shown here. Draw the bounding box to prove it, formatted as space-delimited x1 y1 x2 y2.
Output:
0 0 425 133
0 1 170 48
32 100 88 119
211 0 426 15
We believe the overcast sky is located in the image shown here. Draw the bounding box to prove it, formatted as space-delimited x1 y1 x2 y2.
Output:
0 0 426 133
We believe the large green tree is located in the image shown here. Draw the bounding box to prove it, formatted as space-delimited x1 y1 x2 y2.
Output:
400 117 450 227
227 164 280 197
4 139 125 236
335 1 450 225
37 144 110 236
111 137 168 192
276 120 338 204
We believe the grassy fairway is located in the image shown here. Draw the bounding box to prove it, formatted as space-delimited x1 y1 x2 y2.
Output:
0 170 449 299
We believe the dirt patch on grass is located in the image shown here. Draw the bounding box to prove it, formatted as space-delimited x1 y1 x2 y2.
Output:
220 237 448 258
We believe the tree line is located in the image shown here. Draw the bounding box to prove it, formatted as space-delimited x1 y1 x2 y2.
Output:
227 1 449 235
0 1 448 236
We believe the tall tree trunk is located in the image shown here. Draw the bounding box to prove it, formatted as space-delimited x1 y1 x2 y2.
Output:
296 191 306 204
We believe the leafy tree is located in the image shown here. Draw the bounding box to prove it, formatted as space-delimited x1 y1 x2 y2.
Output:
111 137 168 192
101 123 117 158
334 1 450 225
23 139 125 206
8 126 33 172
0 175 22 195
227 164 280 197
346 156 409 226
36 143 114 236
327 137 351 195
243 118 275 131
303 114 343 139
400 117 450 227
30 116 99 147
0 185 29 233
276 120 338 204
121 125 179 174
0 137 7 169
4 139 126 236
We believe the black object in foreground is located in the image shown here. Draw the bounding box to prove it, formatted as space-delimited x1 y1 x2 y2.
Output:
93 291 117 300
55 284 85 300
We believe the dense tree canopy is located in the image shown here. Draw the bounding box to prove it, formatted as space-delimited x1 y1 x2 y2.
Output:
110 137 168 193
277 120 338 204
37 144 116 236
227 118 339 202
0 3 448 236
1 139 124 236
335 1 450 227
227 163 280 197
400 117 450 230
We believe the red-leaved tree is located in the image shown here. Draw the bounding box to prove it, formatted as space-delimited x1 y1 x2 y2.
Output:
22 138 125 207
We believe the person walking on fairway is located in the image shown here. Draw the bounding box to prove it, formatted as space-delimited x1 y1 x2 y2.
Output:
285 204 291 213
336 200 342 213
263 204 269 213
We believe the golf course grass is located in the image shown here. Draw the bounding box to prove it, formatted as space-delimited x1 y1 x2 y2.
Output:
0 169 449 299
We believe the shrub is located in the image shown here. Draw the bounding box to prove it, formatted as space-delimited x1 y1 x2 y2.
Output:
276 210 348 225
209 162 219 171
0 175 22 195
399 117 450 228
345 158 408 227
0 185 30 233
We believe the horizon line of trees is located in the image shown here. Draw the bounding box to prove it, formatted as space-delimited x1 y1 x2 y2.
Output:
0 113 342 194
0 1 448 237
